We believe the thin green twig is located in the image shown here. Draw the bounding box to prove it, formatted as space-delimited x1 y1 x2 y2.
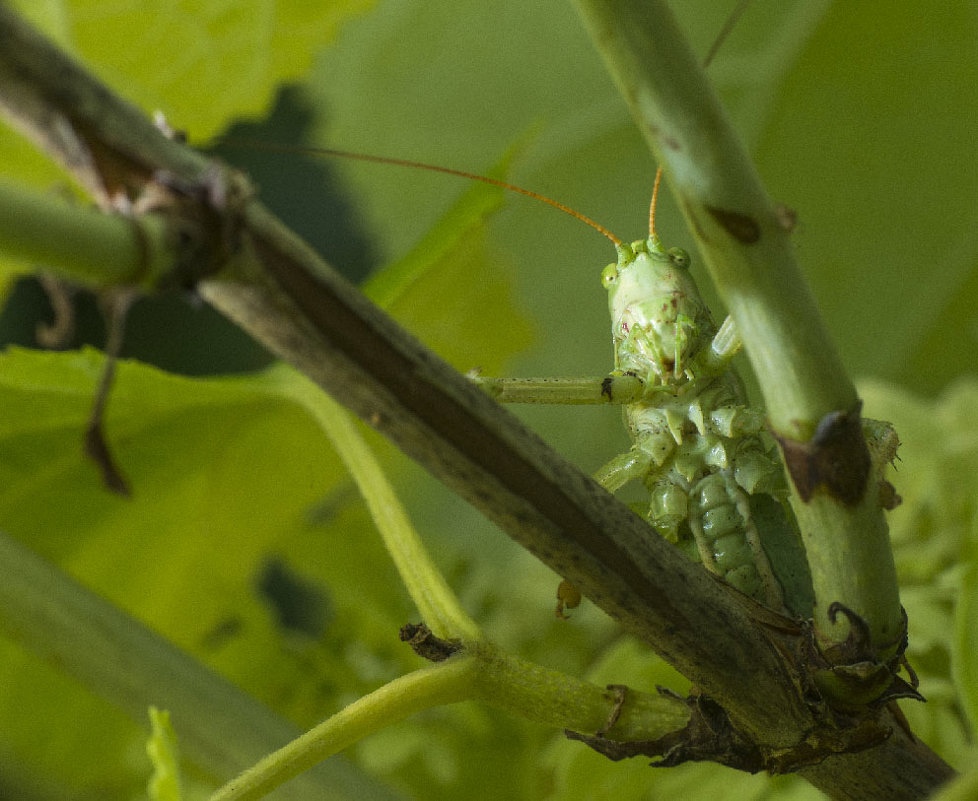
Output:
267 366 482 641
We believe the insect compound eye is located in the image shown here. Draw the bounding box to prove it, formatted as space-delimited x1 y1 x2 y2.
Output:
668 247 691 269
601 263 619 287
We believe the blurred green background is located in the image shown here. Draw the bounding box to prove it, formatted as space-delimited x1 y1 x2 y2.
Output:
0 1 976 799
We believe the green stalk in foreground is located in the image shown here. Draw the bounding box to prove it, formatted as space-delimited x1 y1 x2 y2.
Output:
0 531 400 801
571 0 902 650
210 643 690 801
0 175 173 289
267 366 482 641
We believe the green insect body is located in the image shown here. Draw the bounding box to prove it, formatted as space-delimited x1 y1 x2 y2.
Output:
593 236 786 608
476 233 795 610
273 134 808 611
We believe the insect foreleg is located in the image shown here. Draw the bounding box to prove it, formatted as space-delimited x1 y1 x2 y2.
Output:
697 315 743 375
470 373 646 405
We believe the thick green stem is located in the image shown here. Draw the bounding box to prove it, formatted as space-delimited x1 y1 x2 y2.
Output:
211 642 690 801
469 641 688 739
0 175 172 288
571 0 903 648
0 531 402 801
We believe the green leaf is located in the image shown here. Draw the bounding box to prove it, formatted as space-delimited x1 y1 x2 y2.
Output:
0 344 577 799
146 707 183 801
0 347 416 793
11 0 375 140
362 155 534 372
753 0 978 394
0 0 377 294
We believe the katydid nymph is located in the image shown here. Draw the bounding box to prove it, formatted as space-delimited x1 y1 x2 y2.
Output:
221 1 813 616
233 140 808 616
469 168 792 615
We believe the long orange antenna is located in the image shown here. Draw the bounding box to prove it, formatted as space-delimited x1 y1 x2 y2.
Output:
218 139 622 248
648 166 663 240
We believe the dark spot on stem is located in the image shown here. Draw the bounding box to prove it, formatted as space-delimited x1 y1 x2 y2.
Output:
705 205 761 243
399 622 463 662
775 402 870 505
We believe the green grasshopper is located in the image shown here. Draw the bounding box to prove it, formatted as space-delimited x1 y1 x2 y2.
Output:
225 2 810 615
471 171 791 613
229 142 804 612
217 130 804 614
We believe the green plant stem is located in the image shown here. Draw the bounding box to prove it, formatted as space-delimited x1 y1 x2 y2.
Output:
469 641 689 738
571 0 903 648
209 658 479 801
0 175 172 287
211 643 690 801
572 0 845 431
269 365 482 641
0 531 403 801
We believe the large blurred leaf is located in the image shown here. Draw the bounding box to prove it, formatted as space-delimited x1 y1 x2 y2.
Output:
0 0 374 294
2 0 978 797
0 0 373 206
860 378 978 766
753 0 978 392
363 160 534 371
0 343 592 799
0 347 406 793
9 0 372 144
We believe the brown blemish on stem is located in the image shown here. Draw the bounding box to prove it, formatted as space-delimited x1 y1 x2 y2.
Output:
705 205 761 244
775 402 871 505
399 622 463 662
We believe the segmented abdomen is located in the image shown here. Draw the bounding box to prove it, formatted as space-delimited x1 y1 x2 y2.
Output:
688 470 782 608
